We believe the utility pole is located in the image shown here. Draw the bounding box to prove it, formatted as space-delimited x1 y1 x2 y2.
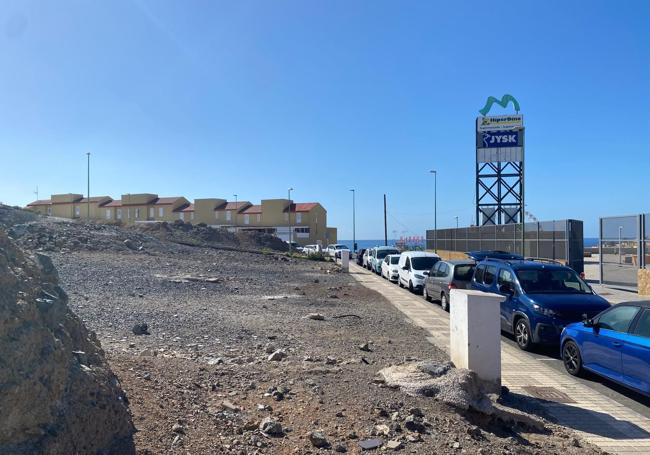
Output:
288 188 294 253
429 170 437 253
34 186 39 201
86 152 90 220
350 189 356 252
383 194 388 246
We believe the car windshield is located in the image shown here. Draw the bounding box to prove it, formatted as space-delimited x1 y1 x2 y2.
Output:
453 264 475 281
390 256 400 265
336 245 348 250
411 256 439 270
515 268 592 294
377 249 399 259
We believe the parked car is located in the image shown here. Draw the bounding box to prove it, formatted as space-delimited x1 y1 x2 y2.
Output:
471 259 610 351
325 244 349 258
334 245 351 259
286 241 303 252
356 248 367 266
369 246 400 274
366 247 376 270
561 301 650 395
466 250 524 261
362 249 370 268
397 251 440 293
423 260 476 311
303 244 322 255
381 254 401 282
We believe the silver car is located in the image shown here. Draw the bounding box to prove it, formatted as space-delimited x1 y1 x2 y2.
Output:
423 260 476 311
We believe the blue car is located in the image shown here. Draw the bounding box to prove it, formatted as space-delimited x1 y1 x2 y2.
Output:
471 258 610 350
561 301 650 395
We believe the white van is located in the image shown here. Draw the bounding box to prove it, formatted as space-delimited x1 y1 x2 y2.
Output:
398 251 441 293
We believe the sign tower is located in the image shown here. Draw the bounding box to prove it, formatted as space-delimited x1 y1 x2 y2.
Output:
475 95 525 226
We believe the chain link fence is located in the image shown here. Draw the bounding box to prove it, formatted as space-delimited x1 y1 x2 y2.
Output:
599 215 646 289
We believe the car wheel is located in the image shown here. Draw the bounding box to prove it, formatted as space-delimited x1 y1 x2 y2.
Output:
514 318 533 351
562 340 584 377
440 293 449 312
408 281 414 293
423 287 430 302
398 278 404 288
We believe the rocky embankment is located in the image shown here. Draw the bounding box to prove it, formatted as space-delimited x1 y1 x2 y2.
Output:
0 231 135 454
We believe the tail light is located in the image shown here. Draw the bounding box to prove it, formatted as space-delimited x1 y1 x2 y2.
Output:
448 283 457 290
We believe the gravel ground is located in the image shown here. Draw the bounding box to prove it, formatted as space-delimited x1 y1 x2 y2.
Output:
43 243 603 455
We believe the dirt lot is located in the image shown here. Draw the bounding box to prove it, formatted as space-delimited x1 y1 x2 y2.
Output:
40 240 602 454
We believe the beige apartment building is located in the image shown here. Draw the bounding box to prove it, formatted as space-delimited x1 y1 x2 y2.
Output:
27 193 337 246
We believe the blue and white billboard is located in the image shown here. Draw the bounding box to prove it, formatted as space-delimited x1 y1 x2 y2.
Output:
480 130 519 148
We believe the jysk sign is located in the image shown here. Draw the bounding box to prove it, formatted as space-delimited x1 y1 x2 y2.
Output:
481 130 519 148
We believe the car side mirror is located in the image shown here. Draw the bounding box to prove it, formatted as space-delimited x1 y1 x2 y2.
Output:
423 271 430 276
583 317 594 328
499 283 514 295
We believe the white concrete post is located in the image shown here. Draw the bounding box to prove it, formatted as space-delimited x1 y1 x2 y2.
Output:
340 250 349 272
449 289 504 393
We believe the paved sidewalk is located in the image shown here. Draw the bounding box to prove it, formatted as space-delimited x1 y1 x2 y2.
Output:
350 263 650 454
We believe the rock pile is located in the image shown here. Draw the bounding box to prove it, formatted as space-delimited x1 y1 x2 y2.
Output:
0 231 136 454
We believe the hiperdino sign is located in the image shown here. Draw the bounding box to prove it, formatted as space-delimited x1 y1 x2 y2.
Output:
477 114 523 131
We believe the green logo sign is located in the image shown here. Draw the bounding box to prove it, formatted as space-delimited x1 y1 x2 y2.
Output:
479 94 520 116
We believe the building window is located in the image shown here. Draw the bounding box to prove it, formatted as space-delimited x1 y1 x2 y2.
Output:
244 214 250 225
284 212 289 221
135 208 140 219
149 207 154 218
294 227 310 238
47 207 52 216
159 207 164 217
179 212 185 221
106 209 111 220
215 211 219 220
127 208 131 220
74 206 80 217
257 214 261 222
226 211 232 221
296 213 302 224
117 209 122 220
190 212 194 221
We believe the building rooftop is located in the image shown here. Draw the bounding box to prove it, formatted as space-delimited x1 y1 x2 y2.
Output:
104 200 122 207
242 204 262 214
286 202 320 212
27 199 52 206
178 203 194 212
79 196 112 204
218 201 252 211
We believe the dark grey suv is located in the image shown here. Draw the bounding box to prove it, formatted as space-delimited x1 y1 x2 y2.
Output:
423 260 476 311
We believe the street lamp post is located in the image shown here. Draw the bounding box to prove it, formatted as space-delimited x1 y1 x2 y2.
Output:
86 152 91 220
618 225 623 264
288 188 294 253
454 216 459 250
429 170 437 253
349 189 356 253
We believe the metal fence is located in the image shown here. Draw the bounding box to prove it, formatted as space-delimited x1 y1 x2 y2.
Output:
599 214 647 289
426 219 584 274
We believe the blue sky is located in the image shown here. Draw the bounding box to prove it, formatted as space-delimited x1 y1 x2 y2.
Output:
1 1 648 238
